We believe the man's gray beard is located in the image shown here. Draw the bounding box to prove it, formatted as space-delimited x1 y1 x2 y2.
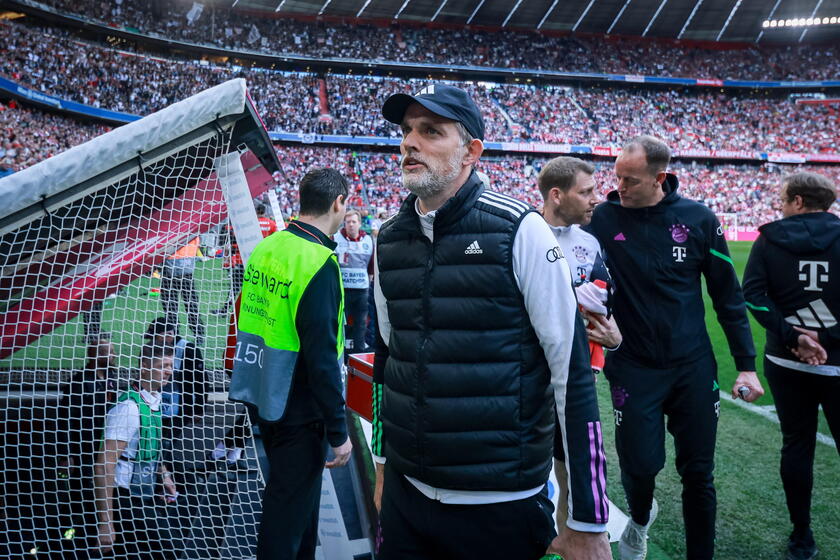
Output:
401 150 464 199
402 170 451 199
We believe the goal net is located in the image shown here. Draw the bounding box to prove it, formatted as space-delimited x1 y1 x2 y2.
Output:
717 213 739 241
0 79 280 559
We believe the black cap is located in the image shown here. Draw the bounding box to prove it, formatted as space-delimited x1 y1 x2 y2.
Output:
144 317 178 339
382 84 485 141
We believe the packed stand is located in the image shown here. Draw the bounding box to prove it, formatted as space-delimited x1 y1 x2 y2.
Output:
329 77 840 154
0 20 325 130
36 0 840 82
4 20 838 155
323 77 510 141
269 146 840 228
1 97 837 227
573 87 840 154
0 100 108 174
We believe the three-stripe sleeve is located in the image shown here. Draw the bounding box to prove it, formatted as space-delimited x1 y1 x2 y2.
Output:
512 212 608 532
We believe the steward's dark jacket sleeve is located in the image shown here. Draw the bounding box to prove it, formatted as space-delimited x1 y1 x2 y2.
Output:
296 258 348 447
742 236 800 348
702 216 756 371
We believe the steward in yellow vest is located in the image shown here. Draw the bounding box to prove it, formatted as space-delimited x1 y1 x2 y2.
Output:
228 167 353 559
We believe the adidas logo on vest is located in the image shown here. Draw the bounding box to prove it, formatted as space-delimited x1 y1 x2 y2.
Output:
465 241 483 255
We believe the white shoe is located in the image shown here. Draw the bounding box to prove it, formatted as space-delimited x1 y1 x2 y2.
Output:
210 442 226 461
619 498 659 560
226 447 243 464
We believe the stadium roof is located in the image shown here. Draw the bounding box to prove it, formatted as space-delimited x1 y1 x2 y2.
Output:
237 0 840 44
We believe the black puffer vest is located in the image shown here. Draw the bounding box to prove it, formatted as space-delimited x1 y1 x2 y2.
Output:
377 172 553 491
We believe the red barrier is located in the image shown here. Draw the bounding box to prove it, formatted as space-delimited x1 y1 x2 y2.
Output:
347 352 374 422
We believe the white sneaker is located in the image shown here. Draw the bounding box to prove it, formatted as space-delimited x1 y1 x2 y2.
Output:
226 447 243 464
619 498 659 560
210 442 226 461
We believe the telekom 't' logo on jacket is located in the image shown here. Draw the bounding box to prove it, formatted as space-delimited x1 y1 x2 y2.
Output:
798 261 829 292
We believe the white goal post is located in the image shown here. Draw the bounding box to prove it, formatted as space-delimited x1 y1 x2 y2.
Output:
717 213 739 241
0 78 280 559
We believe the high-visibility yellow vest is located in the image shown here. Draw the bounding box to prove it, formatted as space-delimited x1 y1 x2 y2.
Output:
228 229 344 422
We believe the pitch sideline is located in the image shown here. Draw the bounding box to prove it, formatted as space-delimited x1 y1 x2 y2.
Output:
719 390 836 449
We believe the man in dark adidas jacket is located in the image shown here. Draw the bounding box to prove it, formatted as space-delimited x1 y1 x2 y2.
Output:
588 136 763 560
742 172 840 560
371 84 610 560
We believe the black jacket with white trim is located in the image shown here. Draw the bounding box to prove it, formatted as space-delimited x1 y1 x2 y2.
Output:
373 171 608 530
588 174 756 371
743 212 840 370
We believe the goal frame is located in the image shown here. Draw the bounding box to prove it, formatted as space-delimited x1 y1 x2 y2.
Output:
0 79 280 359
717 212 739 241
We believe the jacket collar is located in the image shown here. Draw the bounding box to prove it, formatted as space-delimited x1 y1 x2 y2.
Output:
129 383 162 410
340 227 366 242
606 172 680 210
759 212 840 253
287 220 337 250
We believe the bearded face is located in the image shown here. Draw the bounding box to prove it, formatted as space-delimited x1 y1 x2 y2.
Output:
400 145 467 199
398 103 472 200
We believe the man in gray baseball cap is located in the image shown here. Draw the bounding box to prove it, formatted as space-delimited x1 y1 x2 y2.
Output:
370 84 611 560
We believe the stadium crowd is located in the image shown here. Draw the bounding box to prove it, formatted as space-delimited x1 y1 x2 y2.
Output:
2 16 839 227
3 20 838 155
38 0 840 81
3 4 840 558
1 92 837 227
268 146 840 228
0 100 108 174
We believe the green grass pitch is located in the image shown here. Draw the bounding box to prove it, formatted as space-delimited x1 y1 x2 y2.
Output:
1 259 233 372
2 242 837 559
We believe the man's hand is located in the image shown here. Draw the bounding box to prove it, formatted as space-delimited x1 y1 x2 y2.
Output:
325 438 352 469
160 471 178 503
582 311 622 349
98 521 116 553
547 528 611 560
374 462 385 512
792 327 827 365
731 371 764 402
